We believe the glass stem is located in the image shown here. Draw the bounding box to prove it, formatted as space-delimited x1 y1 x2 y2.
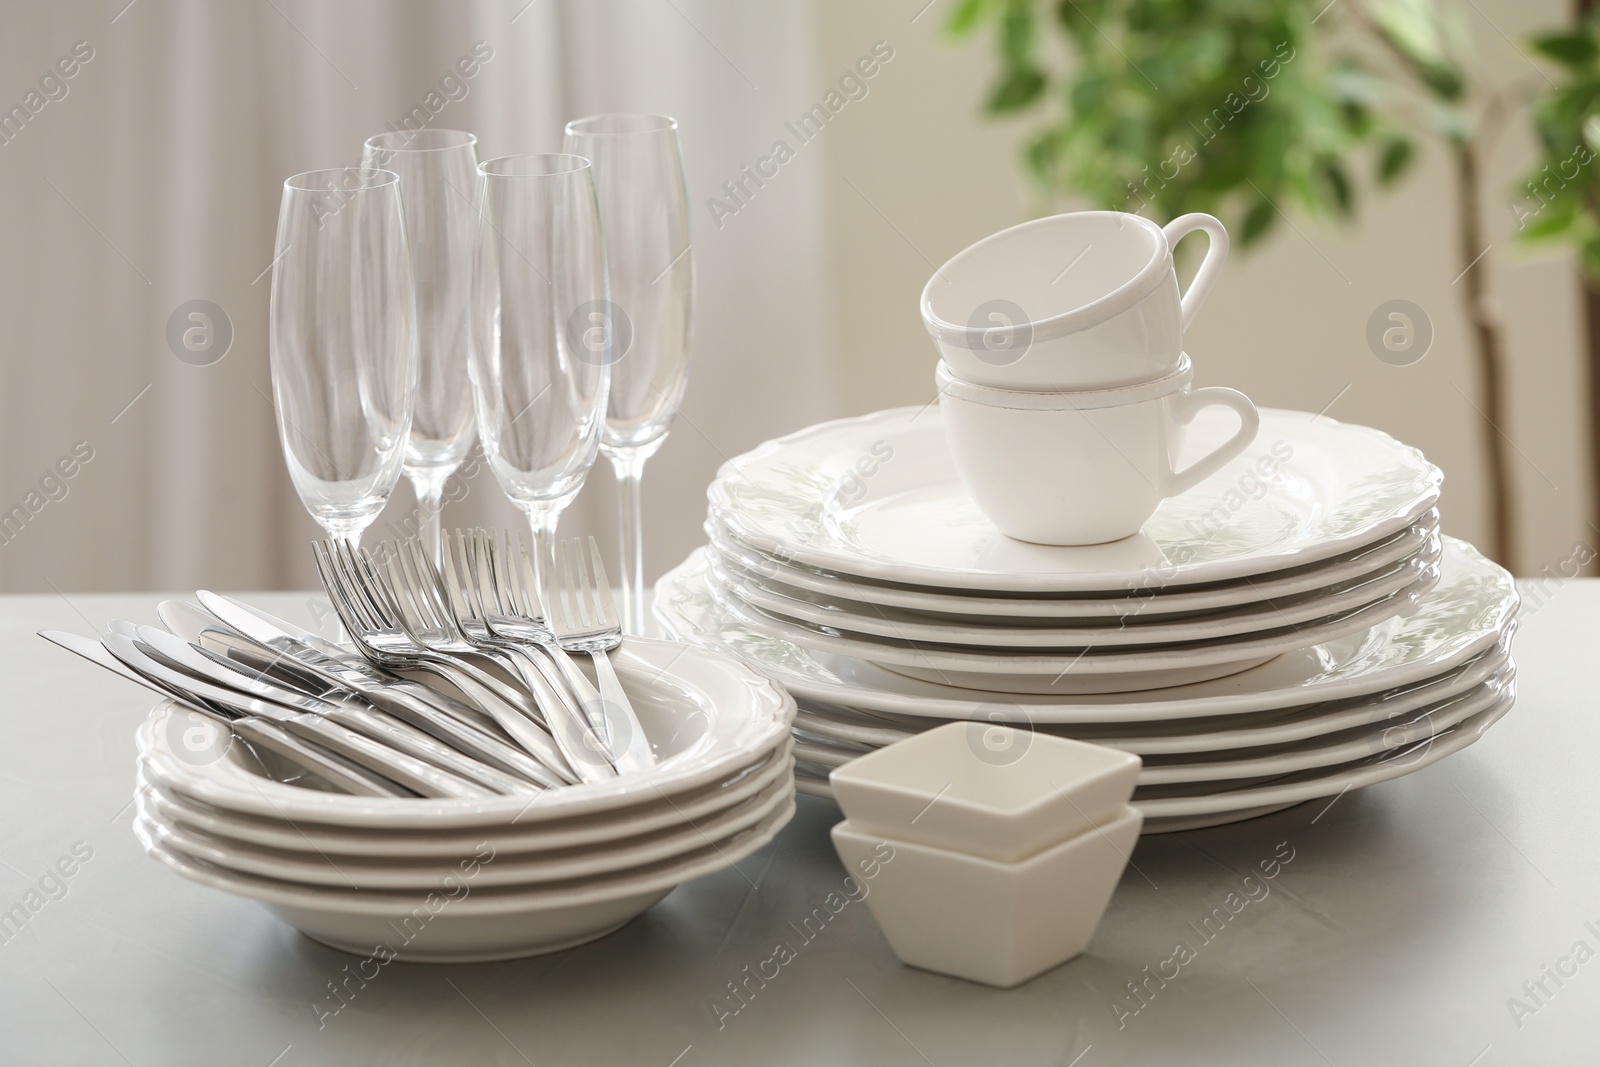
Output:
409 469 452 566
611 448 650 636
322 522 364 549
523 504 562 617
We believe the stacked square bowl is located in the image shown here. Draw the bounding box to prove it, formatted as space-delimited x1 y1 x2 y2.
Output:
132 638 796 961
655 405 1520 834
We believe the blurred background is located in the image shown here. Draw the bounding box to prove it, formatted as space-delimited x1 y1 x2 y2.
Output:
0 0 1586 593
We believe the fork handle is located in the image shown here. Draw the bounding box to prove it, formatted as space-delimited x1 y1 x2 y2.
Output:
587 649 657 775
230 717 414 798
414 653 548 728
498 645 617 784
532 642 624 764
320 703 543 796
409 657 579 785
276 712 495 800
338 683 566 790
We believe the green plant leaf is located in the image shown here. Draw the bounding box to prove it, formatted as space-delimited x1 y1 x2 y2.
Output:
1532 31 1598 70
999 0 1035 65
1368 0 1467 100
945 0 987 38
1319 159 1354 214
1240 198 1277 245
1377 137 1415 183
1517 198 1579 241
1055 0 1108 48
987 66 1046 112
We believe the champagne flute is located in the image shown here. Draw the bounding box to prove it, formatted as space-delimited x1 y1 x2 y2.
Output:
468 153 610 599
563 114 693 634
362 129 480 564
269 167 417 545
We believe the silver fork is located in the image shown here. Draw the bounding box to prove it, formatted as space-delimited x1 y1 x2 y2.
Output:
314 540 577 786
470 529 634 769
550 537 656 774
412 532 617 784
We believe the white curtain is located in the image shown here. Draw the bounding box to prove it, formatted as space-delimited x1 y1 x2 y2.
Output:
0 0 839 593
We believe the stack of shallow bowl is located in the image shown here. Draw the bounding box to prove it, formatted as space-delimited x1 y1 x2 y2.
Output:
654 405 1520 834
132 639 796 961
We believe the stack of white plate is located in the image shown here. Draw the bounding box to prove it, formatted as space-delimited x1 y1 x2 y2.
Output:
655 406 1520 834
132 639 796 961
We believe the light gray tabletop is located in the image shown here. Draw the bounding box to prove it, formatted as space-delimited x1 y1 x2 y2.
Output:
1 585 1595 1066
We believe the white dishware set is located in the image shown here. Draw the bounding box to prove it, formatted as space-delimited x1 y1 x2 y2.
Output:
831 722 1142 986
46 151 1523 985
129 630 792 962
44 551 796 961
922 210 1258 545
657 209 1519 838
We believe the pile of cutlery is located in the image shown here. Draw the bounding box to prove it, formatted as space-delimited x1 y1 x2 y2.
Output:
40 533 653 799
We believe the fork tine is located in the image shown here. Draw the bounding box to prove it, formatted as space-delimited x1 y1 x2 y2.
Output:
440 529 478 623
570 539 597 630
397 541 441 630
508 531 536 620
568 538 596 630
354 545 413 634
586 536 621 629
312 542 368 635
333 541 388 628
362 545 413 629
489 527 508 614
480 528 509 615
556 539 581 631
514 535 547 623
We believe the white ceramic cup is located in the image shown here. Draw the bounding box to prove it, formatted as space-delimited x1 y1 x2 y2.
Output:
921 211 1229 391
937 356 1259 545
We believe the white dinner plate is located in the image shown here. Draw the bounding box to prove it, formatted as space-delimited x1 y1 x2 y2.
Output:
712 532 1442 648
795 687 1514 830
137 637 794 829
669 546 1438 694
653 536 1518 723
708 406 1440 593
708 510 1440 621
136 798 795 962
791 670 1510 786
135 766 795 890
792 643 1511 755
136 744 796 858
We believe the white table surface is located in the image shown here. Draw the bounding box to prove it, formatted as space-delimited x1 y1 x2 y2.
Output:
1 584 1595 1066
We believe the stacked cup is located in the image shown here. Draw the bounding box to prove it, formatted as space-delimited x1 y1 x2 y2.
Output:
828 722 1143 988
920 212 1260 546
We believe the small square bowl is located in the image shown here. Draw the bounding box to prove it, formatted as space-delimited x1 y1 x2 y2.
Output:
828 721 1141 862
831 806 1143 988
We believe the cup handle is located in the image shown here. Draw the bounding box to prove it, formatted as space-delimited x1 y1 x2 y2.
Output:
1162 213 1229 331
1168 387 1260 496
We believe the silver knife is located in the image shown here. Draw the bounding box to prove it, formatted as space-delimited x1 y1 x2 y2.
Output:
174 598 573 788
190 593 497 728
101 632 493 800
39 629 411 798
129 623 540 797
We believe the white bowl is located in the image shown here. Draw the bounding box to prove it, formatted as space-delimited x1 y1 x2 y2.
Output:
137 798 795 962
829 722 1140 862
831 807 1142 988
135 741 794 858
135 764 795 890
135 637 794 829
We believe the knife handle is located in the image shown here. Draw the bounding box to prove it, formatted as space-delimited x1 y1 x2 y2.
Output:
276 712 493 800
230 717 414 798
321 702 542 797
